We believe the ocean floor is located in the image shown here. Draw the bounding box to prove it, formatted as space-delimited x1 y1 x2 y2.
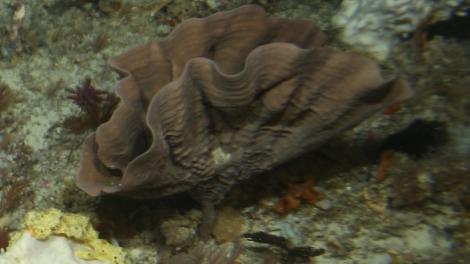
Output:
0 1 469 263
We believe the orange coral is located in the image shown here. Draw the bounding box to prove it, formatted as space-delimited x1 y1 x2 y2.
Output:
275 179 319 214
375 150 394 181
383 103 401 116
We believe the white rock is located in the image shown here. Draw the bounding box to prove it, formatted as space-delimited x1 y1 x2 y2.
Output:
0 232 104 264
332 0 465 61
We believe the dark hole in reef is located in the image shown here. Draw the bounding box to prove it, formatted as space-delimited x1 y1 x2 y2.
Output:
426 12 470 40
206 42 217 59
379 119 447 158
93 193 198 241
133 129 152 156
106 167 122 177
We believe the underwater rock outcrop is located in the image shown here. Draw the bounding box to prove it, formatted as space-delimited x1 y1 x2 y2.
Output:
75 5 413 230
333 0 466 60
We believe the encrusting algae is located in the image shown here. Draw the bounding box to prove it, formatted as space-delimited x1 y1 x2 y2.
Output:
11 208 126 264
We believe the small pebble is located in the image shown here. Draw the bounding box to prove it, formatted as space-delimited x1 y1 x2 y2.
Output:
316 199 332 210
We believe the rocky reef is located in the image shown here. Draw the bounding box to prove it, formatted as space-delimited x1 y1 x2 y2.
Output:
0 1 469 263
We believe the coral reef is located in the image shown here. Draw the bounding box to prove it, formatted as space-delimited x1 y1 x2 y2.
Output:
75 5 412 236
0 0 468 263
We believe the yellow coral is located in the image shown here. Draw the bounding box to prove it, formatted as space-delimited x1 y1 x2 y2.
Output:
21 208 126 264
